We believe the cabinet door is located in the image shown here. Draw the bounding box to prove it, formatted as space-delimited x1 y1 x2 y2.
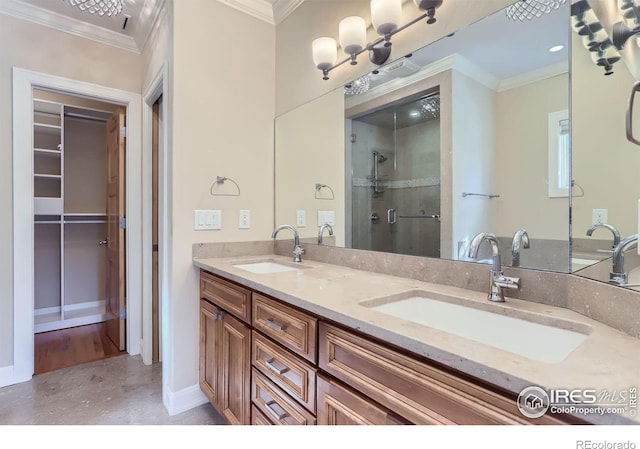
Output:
219 311 251 425
199 300 222 405
317 375 408 425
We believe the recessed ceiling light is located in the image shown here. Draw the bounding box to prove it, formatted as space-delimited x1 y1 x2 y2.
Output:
549 45 564 53
410 111 420 117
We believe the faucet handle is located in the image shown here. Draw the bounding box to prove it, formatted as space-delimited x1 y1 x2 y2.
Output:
494 273 520 290
293 245 305 263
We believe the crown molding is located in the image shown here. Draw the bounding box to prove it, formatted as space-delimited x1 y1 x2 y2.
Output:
0 0 139 53
497 61 568 92
272 0 303 25
216 0 303 25
138 0 167 55
346 54 499 110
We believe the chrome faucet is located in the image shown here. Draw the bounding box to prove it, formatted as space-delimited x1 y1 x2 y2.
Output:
610 234 638 284
468 232 520 302
318 223 333 244
511 228 530 267
271 224 305 263
586 223 621 250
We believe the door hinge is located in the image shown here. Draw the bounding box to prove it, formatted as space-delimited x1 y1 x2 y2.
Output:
351 133 356 143
120 126 127 138
119 309 126 320
119 217 126 229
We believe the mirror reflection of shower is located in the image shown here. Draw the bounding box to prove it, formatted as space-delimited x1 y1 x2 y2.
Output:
348 90 441 258
371 150 387 197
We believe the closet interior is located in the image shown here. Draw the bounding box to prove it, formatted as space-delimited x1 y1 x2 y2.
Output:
33 90 117 334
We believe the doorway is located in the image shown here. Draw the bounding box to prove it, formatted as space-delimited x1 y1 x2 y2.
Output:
31 89 128 374
11 68 143 385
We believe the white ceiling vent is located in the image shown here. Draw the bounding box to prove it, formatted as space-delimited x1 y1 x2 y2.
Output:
381 58 421 77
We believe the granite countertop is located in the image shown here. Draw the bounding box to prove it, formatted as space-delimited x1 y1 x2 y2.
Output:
193 254 640 425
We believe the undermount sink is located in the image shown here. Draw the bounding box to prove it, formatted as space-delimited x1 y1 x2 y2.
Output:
232 259 303 274
360 290 589 364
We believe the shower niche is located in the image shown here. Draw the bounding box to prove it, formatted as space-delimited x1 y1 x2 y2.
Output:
348 91 441 258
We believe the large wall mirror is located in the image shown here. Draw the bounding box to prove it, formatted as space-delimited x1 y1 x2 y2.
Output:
275 0 573 273
570 0 640 287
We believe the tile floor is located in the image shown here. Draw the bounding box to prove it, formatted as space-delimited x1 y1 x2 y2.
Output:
0 353 226 425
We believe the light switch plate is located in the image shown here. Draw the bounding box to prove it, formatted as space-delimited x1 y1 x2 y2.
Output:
239 210 251 229
194 210 222 230
318 210 336 226
296 210 306 227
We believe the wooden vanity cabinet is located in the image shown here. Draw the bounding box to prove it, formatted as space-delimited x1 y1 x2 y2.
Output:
199 271 252 425
318 322 568 425
199 270 576 426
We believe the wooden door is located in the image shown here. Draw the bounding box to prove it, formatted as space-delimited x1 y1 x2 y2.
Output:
218 312 251 425
105 108 126 351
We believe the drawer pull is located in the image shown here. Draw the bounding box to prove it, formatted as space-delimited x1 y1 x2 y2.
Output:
265 318 284 331
214 312 223 321
265 358 289 375
265 400 288 420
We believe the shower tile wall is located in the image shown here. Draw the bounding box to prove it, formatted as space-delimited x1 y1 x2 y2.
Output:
351 117 440 257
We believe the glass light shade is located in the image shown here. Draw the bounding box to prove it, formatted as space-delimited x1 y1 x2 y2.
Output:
312 37 338 70
339 16 367 55
371 0 402 35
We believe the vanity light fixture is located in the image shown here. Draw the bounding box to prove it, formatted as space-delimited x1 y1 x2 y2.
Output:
312 0 444 80
64 0 123 16
571 0 621 75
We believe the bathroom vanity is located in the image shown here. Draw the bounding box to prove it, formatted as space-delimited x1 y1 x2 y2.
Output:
194 244 640 426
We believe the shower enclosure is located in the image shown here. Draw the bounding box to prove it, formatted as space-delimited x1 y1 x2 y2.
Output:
347 92 441 258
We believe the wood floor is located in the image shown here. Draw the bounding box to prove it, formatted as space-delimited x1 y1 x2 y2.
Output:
34 322 125 375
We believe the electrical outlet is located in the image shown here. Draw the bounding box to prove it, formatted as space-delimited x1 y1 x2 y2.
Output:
239 210 251 229
296 210 306 227
592 209 608 225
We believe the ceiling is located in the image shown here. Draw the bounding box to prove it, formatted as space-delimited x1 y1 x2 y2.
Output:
0 0 303 53
366 1 569 91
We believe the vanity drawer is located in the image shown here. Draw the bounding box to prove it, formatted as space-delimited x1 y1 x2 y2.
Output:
317 375 409 425
251 367 316 425
318 322 565 425
252 293 317 363
251 404 273 425
252 330 317 413
200 270 251 324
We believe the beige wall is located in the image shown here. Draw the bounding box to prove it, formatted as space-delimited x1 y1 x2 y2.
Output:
0 14 142 368
275 88 345 245
275 0 514 116
451 70 497 258
493 73 569 241
571 31 640 240
170 0 275 390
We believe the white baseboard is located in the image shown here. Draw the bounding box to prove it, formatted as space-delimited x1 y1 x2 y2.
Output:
0 364 31 389
163 383 208 416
